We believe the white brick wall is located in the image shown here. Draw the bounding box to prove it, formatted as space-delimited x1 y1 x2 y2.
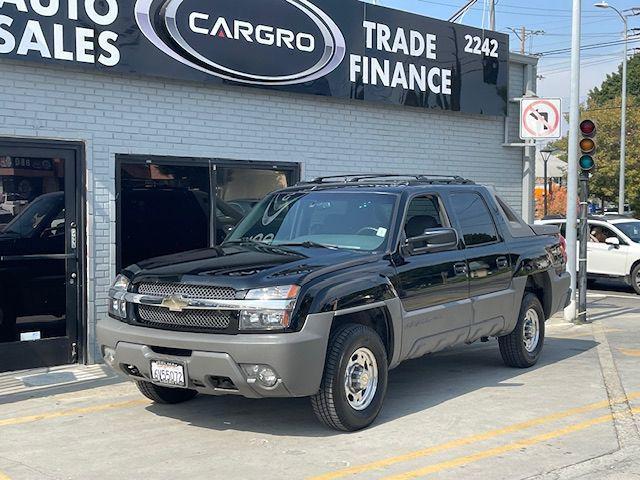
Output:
0 58 531 362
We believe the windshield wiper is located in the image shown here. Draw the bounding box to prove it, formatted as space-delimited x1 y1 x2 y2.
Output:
224 238 264 246
275 241 339 250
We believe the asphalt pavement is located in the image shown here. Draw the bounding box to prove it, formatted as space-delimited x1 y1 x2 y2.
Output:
0 284 638 480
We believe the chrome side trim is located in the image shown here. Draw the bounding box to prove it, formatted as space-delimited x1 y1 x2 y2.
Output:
333 301 388 317
114 290 293 311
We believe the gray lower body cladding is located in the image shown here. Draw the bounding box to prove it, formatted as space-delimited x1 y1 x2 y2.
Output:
97 313 333 398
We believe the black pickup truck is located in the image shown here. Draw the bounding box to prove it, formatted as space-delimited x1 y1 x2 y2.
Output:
98 175 571 431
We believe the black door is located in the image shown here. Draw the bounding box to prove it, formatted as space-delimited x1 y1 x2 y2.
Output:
449 191 513 340
394 194 471 360
0 143 80 372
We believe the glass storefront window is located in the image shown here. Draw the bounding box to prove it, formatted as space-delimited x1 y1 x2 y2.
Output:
117 159 298 268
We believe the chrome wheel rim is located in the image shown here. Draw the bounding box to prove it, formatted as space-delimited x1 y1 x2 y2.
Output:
344 347 378 411
635 270 640 289
523 308 540 353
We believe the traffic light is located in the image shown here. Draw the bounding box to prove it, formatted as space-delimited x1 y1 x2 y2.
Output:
579 119 596 173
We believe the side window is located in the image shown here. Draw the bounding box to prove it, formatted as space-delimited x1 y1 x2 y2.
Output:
589 224 621 244
404 195 447 238
450 192 499 247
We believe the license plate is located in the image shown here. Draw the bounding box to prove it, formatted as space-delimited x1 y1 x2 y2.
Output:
150 360 186 387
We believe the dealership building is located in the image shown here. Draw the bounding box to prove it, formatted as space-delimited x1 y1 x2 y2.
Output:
0 0 537 372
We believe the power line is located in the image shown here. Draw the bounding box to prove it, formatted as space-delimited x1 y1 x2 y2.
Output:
411 0 603 17
536 37 640 56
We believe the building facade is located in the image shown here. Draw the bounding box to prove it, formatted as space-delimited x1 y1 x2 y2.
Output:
0 0 536 371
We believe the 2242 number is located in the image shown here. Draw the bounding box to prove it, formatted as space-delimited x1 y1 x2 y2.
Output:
464 35 499 58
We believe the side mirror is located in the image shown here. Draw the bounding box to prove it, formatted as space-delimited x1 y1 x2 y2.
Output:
406 228 459 255
605 237 621 248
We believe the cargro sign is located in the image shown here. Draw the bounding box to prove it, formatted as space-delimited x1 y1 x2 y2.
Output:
0 0 509 115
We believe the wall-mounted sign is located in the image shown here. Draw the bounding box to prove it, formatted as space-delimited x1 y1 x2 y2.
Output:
0 0 509 115
520 98 562 140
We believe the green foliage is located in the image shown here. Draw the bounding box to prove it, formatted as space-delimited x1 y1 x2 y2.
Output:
583 96 640 208
588 54 640 106
549 54 640 212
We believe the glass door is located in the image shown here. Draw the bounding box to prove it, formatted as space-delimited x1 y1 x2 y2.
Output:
0 144 79 372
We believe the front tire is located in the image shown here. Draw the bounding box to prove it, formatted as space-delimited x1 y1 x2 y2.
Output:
631 264 640 295
499 293 545 368
311 324 388 431
135 380 198 404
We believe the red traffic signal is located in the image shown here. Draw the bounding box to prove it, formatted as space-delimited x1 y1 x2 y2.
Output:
580 119 596 137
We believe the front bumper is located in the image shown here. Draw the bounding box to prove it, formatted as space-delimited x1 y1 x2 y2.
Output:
97 312 334 398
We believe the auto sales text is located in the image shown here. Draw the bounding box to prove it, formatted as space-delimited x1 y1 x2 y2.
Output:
350 21 452 95
0 0 120 66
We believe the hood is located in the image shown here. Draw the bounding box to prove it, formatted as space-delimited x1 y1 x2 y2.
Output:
127 243 380 290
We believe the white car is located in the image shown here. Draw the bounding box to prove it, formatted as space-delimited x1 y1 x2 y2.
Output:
537 216 640 295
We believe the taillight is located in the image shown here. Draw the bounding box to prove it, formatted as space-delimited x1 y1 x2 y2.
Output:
558 234 568 264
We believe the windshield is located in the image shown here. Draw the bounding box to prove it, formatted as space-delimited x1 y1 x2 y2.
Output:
225 191 397 251
2 194 64 236
615 221 640 243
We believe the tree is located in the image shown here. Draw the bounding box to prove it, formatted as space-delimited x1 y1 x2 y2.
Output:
588 54 640 106
535 184 568 219
549 62 640 212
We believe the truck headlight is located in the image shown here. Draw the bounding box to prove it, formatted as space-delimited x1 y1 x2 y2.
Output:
239 285 299 331
108 274 130 320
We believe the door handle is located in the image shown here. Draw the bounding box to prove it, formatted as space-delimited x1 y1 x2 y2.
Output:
496 256 509 269
70 222 77 250
453 262 468 276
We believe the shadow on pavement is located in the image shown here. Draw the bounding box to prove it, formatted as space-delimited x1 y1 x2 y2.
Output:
145 336 598 438
0 375 125 405
590 279 636 295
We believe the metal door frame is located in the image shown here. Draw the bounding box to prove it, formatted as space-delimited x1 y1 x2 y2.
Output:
0 137 86 370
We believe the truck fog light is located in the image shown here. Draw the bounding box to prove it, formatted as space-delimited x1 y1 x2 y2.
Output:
103 347 116 367
242 364 279 388
108 298 127 319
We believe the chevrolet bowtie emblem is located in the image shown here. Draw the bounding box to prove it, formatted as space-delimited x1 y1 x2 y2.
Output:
160 294 190 312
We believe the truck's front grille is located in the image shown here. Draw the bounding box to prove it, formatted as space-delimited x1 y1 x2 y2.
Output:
137 304 232 331
137 283 236 300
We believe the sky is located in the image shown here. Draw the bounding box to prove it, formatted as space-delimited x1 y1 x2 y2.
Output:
363 0 638 110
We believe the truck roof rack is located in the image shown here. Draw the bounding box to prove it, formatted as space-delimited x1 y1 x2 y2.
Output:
302 174 475 185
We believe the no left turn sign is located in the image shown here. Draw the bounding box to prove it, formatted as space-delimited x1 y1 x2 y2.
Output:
519 98 562 140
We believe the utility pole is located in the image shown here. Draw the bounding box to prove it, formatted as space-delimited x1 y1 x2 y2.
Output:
489 0 496 30
620 23 628 215
565 0 581 323
578 172 590 323
509 27 545 55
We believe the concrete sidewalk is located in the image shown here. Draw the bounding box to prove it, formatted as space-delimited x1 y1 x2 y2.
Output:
0 289 638 480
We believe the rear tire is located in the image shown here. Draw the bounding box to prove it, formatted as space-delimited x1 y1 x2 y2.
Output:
499 293 545 368
631 264 640 295
135 380 198 404
311 324 388 432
